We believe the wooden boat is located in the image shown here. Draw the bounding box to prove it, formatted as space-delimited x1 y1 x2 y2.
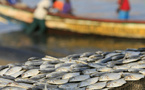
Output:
0 3 145 38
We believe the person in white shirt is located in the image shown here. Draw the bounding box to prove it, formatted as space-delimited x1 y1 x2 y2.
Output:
25 0 50 35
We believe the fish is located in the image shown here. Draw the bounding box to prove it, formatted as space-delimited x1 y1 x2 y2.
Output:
55 67 71 72
124 73 144 81
82 69 96 75
97 67 113 72
86 82 106 90
0 78 13 83
131 64 145 69
47 79 69 85
30 73 46 80
46 71 66 78
78 77 99 87
55 63 73 69
7 82 33 89
113 65 130 70
88 63 106 68
0 82 7 87
15 78 37 84
124 51 140 58
8 70 25 78
1 86 27 90
40 62 55 69
4 67 22 75
107 78 126 88
69 75 90 82
25 60 43 66
42 55 59 61
123 57 140 64
62 72 80 79
99 73 122 81
0 68 9 76
40 68 55 73
21 69 39 78
59 83 78 89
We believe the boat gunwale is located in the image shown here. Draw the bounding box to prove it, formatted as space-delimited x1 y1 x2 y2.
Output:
1 2 145 24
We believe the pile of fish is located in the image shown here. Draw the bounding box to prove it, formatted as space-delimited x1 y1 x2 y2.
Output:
1 48 145 90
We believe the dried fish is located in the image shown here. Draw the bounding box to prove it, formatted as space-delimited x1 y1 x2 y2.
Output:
124 73 144 81
59 83 78 89
107 78 126 87
88 63 106 68
4 67 22 75
97 67 113 72
1 86 27 90
69 75 90 82
82 69 96 75
99 73 122 81
46 71 66 78
42 55 58 61
56 67 71 72
86 82 106 90
62 72 80 79
0 78 13 83
0 68 9 76
21 69 39 78
123 57 140 64
47 79 69 85
78 77 99 87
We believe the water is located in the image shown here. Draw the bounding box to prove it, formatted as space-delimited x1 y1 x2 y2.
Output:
0 0 145 65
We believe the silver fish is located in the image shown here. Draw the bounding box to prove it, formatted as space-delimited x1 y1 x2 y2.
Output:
107 78 126 88
46 71 66 78
0 78 13 83
97 67 113 72
21 69 39 78
59 83 78 89
55 63 73 68
99 73 122 81
62 72 80 79
42 55 58 61
82 69 96 75
78 77 99 87
47 79 69 85
86 82 106 90
4 67 22 75
7 82 33 89
0 68 9 76
1 86 27 90
55 67 71 72
69 75 90 82
124 73 144 81
9 70 25 78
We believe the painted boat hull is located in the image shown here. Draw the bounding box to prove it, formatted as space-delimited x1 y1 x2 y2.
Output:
0 4 145 38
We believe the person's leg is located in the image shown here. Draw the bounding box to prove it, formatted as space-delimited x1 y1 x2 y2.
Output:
119 10 126 20
37 19 46 34
25 18 38 34
125 11 129 20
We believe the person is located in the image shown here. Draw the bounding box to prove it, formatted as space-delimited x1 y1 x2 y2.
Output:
25 0 50 35
118 0 130 20
52 0 64 13
7 0 17 5
62 0 72 15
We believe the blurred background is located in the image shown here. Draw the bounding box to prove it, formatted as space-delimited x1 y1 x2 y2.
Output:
0 0 145 65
